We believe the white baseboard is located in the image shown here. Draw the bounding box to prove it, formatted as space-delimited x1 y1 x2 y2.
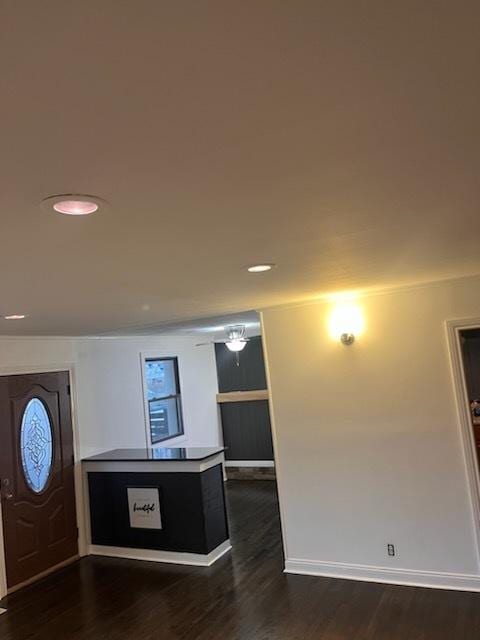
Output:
285 558 480 592
224 461 275 468
89 539 231 567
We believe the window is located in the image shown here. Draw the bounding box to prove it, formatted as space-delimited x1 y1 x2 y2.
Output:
144 357 184 444
20 398 54 493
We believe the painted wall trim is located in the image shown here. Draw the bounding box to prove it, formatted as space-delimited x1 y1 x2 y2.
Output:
259 311 290 561
89 539 232 567
0 498 6 602
445 317 480 569
216 390 269 403
285 558 480 592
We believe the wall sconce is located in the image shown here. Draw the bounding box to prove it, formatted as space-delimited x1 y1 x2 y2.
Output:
340 332 355 345
328 301 364 346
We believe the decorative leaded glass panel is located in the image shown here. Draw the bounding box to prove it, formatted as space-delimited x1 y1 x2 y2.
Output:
20 398 53 493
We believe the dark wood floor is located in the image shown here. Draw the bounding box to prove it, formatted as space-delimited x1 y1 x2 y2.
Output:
1 480 480 639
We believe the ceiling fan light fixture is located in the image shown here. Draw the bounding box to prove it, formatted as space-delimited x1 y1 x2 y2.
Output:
226 339 248 352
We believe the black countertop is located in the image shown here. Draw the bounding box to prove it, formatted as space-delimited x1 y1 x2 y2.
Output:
82 447 225 462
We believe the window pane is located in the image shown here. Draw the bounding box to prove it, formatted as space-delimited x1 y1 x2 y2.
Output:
149 397 182 443
145 359 177 399
20 398 54 493
144 357 184 444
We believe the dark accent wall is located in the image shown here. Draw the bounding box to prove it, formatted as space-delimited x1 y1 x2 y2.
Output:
215 336 267 392
215 336 274 461
461 329 480 401
220 401 273 461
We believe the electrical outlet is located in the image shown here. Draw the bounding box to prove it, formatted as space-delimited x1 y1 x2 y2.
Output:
387 543 395 557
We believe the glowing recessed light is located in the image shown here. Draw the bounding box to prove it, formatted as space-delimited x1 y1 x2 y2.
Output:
247 264 275 273
4 314 27 320
53 200 98 215
41 194 106 216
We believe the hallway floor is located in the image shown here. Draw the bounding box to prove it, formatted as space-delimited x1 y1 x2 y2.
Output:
1 480 480 639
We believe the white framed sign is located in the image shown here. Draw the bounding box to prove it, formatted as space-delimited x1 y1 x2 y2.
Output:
127 487 162 530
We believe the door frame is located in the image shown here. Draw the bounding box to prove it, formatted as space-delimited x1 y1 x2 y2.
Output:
0 363 84 600
446 317 480 566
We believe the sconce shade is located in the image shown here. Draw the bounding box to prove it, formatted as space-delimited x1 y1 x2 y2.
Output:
226 340 247 352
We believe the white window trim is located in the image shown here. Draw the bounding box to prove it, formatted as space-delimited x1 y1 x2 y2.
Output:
140 352 187 449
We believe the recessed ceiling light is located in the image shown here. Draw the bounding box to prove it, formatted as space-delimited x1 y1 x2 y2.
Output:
4 314 27 320
41 194 106 216
247 264 275 273
53 200 98 215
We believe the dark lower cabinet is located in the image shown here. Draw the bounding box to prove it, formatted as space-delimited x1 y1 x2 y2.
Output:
88 464 228 554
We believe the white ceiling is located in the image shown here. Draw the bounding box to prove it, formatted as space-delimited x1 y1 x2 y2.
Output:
1 1 480 335
108 310 261 338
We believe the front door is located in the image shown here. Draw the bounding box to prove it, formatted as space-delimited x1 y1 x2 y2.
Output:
0 371 78 590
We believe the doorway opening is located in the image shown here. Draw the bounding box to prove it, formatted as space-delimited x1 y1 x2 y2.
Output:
215 331 276 482
459 328 480 467
448 319 480 562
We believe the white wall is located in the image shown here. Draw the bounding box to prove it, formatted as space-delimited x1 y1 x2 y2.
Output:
0 335 220 456
261 275 480 590
0 337 76 372
75 336 220 457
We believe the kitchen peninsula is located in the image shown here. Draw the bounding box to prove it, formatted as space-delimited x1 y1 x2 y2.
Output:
82 447 230 566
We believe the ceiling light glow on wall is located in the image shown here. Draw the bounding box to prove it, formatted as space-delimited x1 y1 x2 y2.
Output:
328 302 364 345
4 314 26 320
41 194 106 216
247 264 275 273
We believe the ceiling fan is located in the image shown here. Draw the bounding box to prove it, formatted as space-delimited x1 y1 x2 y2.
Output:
196 324 250 365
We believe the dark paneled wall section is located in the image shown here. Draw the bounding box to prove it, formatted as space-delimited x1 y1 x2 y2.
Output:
215 336 274 461
215 336 267 392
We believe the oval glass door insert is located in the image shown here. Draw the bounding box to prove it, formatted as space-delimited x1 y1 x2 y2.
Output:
20 398 54 493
